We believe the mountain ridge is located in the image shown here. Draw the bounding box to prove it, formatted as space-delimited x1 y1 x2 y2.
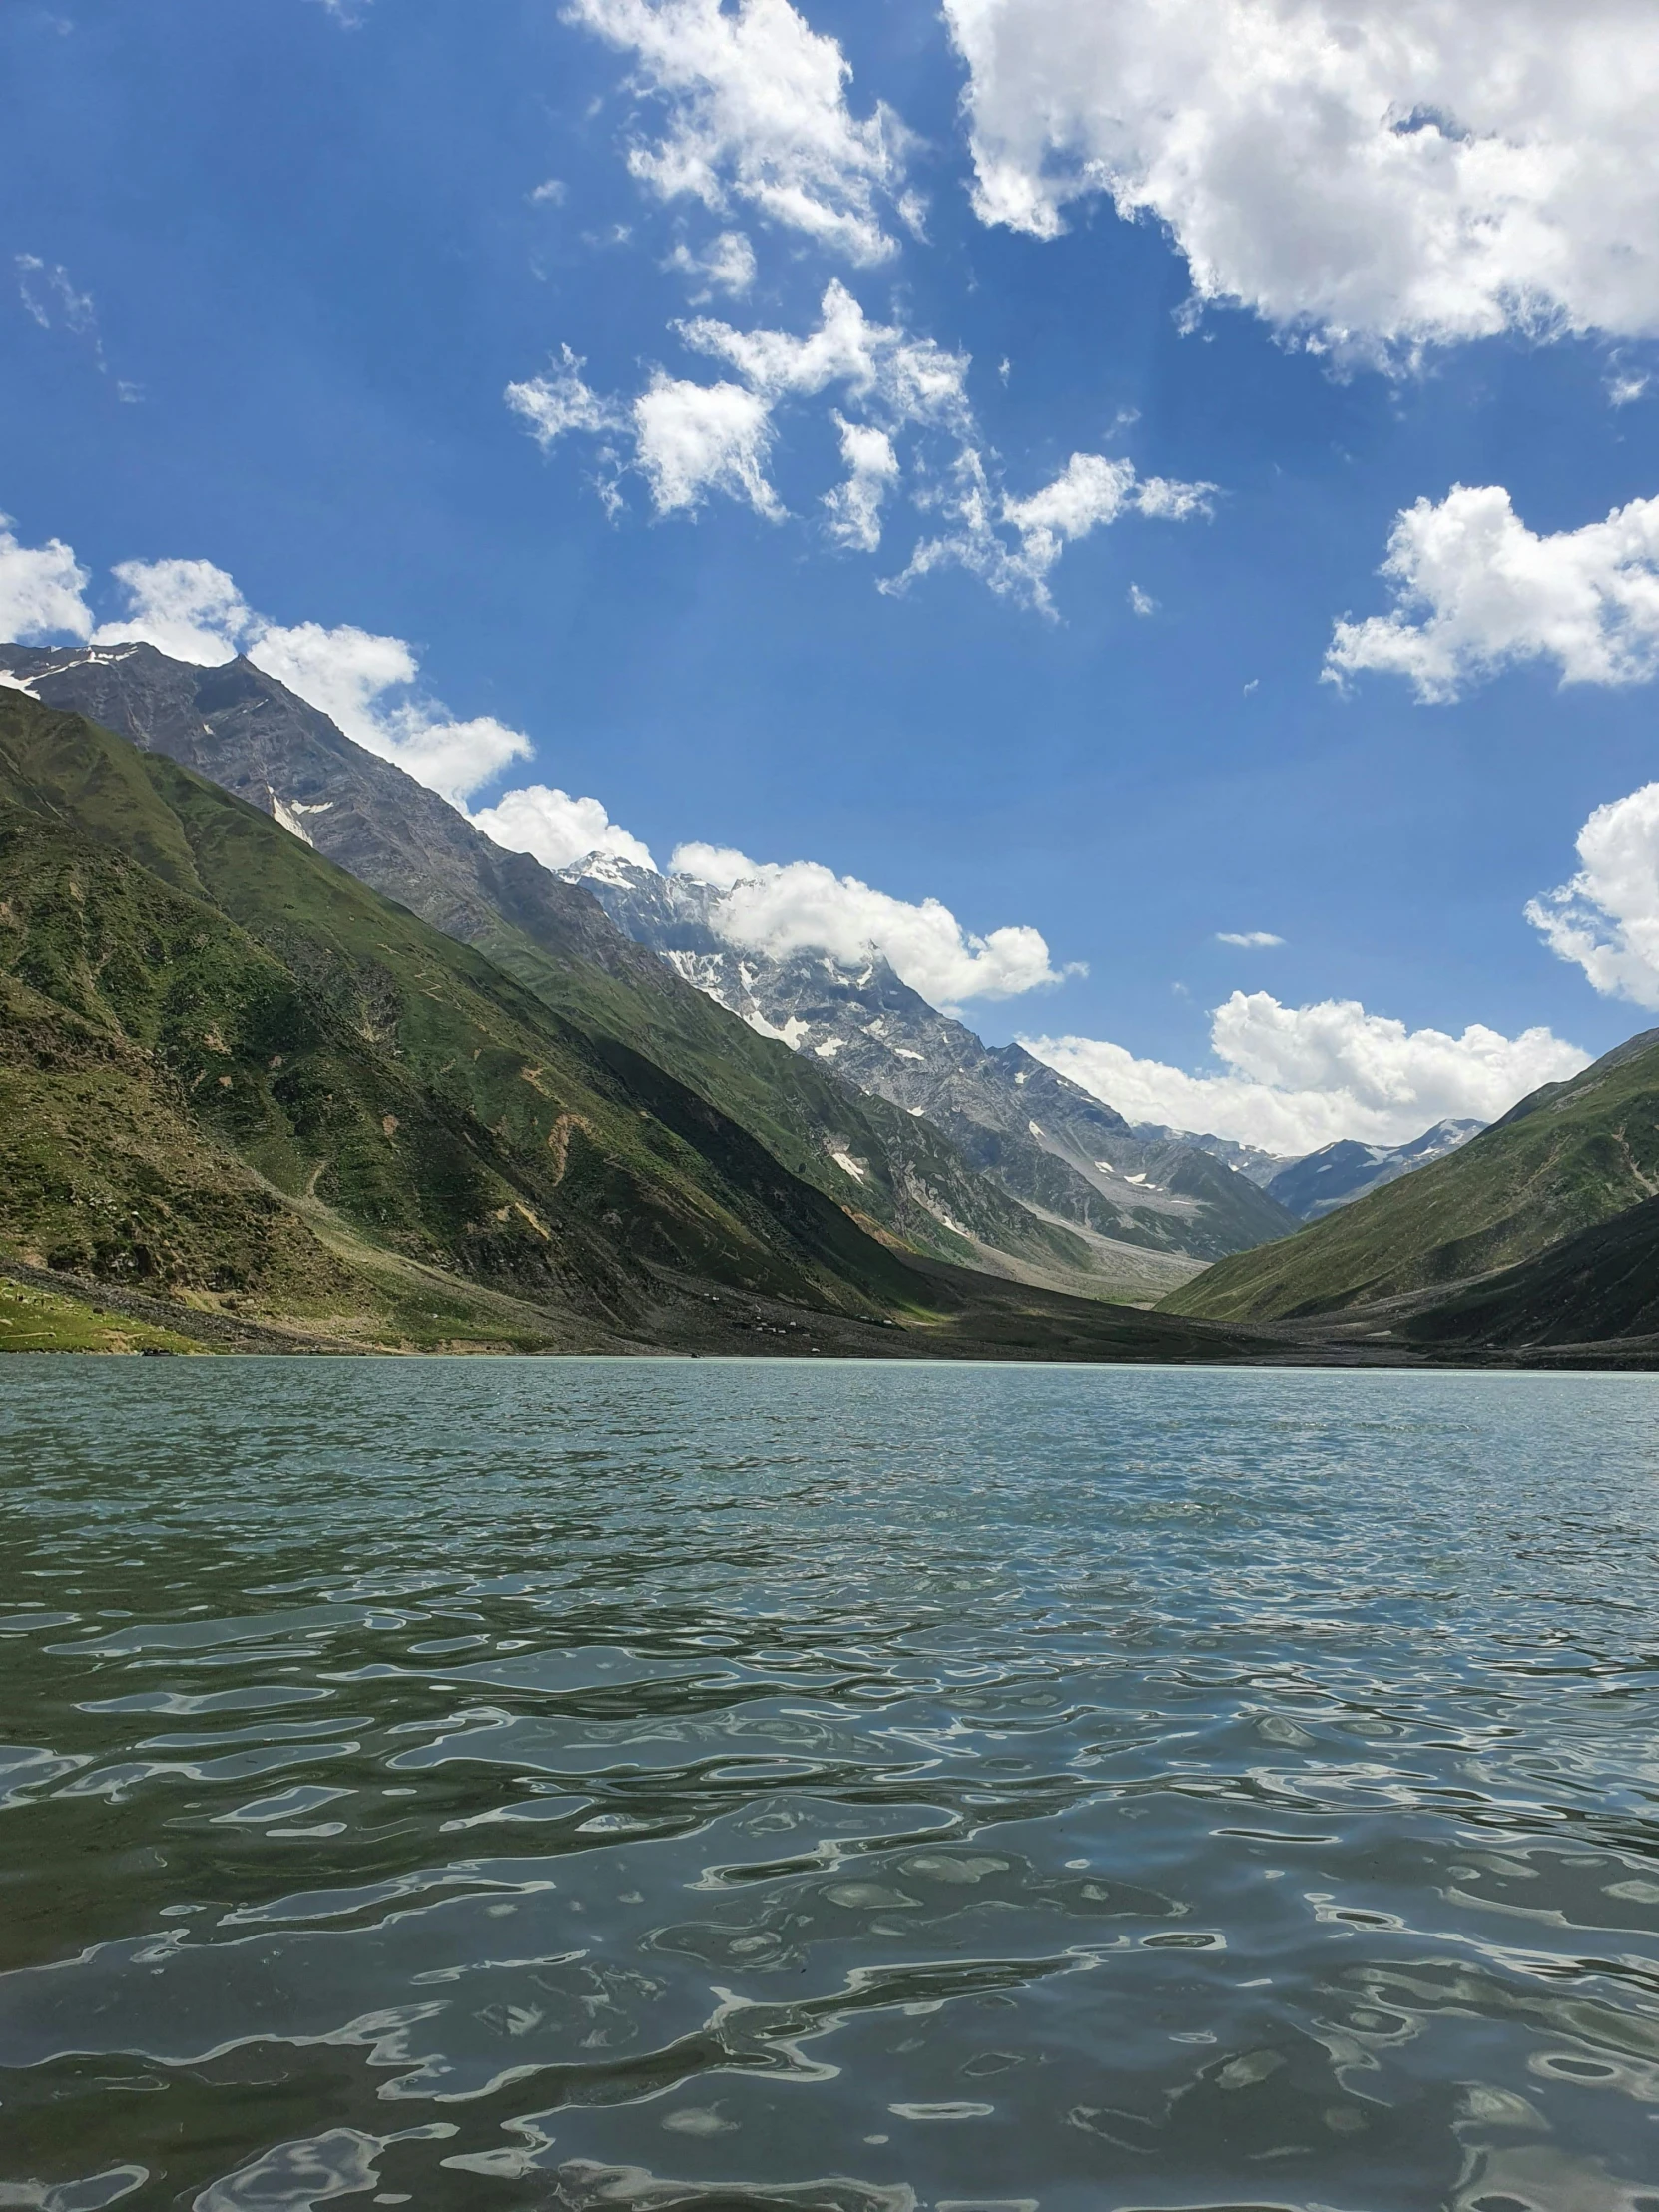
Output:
0 641 1176 1301
562 853 1300 1263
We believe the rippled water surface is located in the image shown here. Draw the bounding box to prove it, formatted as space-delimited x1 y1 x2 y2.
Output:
4 1360 1659 2212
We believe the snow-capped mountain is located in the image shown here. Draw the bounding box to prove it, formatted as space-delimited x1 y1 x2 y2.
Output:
562 856 1299 1262
1264 1120 1485 1221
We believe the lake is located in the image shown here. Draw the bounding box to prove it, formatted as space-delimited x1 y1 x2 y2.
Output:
3 1358 1659 2212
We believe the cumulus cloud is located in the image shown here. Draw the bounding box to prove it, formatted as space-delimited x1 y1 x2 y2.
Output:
666 229 757 297
0 514 94 644
671 841 1077 1003
632 373 781 516
943 0 1659 359
1526 781 1659 1009
93 557 255 663
567 0 916 265
1327 484 1659 701
472 784 656 873
1026 991 1588 1154
510 281 1213 603
93 558 530 805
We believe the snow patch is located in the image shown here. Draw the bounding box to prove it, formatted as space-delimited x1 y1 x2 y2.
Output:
814 1036 844 1059
919 1194 970 1238
830 1148 868 1182
1027 1120 1045 1139
268 794 315 846
894 1047 925 1062
0 667 40 697
744 1010 810 1049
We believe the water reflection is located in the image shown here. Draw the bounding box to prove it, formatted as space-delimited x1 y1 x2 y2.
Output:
2 1359 1659 2210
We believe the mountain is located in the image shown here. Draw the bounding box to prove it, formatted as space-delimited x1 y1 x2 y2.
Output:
562 855 1299 1265
1401 1194 1659 1355
1265 1119 1484 1221
0 685 1291 1364
0 641 1173 1301
1161 1130 1295 1188
1162 1031 1659 1322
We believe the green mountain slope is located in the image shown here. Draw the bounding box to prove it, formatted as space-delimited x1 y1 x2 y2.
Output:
1402 1193 1659 1353
0 691 952 1338
1161 1030 1659 1321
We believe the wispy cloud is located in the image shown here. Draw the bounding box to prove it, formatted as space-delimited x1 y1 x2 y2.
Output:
15 254 140 399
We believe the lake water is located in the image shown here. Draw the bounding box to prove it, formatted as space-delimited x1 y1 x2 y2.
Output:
3 1359 1659 2212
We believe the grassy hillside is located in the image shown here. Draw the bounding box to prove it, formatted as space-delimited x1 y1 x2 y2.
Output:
0 1276 200 1354
1162 1030 1659 1321
0 693 953 1338
1403 1193 1659 1352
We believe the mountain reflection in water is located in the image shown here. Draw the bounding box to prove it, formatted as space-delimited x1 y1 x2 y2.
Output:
3 1358 1659 2212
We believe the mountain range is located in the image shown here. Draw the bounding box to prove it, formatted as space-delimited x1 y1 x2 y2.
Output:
1261 1120 1484 1220
0 680 1294 1363
0 641 1298 1300
563 853 1299 1267
6 636 1659 1370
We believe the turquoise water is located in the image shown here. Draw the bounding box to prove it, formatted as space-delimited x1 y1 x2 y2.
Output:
3 1358 1659 2211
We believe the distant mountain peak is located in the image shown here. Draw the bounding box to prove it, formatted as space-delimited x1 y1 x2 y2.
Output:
562 854 1300 1265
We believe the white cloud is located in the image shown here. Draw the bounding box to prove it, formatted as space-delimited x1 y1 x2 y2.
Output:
0 514 94 644
1326 483 1659 701
506 346 626 449
509 282 1212 601
1217 930 1283 947
1128 583 1156 617
822 414 899 551
93 558 530 805
1527 781 1659 1009
943 0 1659 359
16 253 131 389
472 784 656 873
893 444 1214 614
16 255 98 345
671 841 1078 1003
529 178 568 206
632 372 781 516
567 0 915 265
1027 991 1588 1153
666 229 757 296
679 280 973 427
94 557 253 664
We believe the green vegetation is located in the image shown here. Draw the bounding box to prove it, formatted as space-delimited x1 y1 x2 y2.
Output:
1403 1193 1659 1352
0 690 946 1338
1163 1030 1659 1321
0 1276 200 1354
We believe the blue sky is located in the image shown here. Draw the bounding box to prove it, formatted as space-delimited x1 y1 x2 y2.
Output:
6 0 1659 1153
